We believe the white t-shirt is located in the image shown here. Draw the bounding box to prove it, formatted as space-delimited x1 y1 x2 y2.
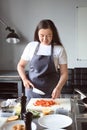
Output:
21 41 67 69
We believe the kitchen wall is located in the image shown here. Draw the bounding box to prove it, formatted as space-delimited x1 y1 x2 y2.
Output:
0 0 87 70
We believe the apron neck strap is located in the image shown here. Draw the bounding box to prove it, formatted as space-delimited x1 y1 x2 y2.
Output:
34 43 53 55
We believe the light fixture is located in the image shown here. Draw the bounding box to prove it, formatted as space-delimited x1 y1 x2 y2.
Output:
0 18 20 44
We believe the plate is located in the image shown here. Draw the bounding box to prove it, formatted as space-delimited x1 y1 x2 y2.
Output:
0 117 7 128
38 114 72 129
3 120 37 130
43 129 66 130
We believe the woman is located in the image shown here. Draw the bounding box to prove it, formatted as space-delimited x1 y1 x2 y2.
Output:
17 19 68 100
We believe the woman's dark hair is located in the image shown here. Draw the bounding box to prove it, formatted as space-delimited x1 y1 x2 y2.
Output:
34 19 62 46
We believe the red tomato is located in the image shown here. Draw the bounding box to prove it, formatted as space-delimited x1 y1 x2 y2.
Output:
33 99 57 107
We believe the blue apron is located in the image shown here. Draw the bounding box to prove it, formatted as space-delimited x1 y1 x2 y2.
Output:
25 43 59 100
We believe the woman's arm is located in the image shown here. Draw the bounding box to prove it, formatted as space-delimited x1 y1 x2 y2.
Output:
51 64 68 99
17 59 34 88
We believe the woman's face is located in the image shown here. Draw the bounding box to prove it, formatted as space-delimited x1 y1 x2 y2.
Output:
38 28 53 45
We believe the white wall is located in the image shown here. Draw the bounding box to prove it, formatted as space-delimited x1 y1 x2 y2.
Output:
0 0 87 70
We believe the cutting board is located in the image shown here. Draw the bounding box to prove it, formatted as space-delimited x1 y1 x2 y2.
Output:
26 98 71 112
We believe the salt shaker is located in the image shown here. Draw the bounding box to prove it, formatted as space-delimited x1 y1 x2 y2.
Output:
20 93 27 120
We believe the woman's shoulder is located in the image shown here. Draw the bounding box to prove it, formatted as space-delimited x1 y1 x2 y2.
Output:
21 41 39 61
53 45 67 55
54 45 65 51
23 41 39 52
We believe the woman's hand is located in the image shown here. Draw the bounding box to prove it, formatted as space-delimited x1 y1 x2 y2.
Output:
23 78 34 89
51 64 68 99
51 87 61 99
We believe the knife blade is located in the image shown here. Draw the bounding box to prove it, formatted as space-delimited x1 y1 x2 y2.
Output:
33 88 45 95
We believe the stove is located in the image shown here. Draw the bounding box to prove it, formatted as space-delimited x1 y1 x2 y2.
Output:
74 99 87 130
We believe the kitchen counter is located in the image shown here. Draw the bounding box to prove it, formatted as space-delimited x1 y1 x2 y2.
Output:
0 98 76 130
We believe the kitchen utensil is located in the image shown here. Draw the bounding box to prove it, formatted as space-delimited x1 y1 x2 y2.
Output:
33 88 45 95
0 110 15 117
74 88 87 108
74 88 86 99
54 108 69 115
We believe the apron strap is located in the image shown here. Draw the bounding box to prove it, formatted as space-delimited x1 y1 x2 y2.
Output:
34 43 53 56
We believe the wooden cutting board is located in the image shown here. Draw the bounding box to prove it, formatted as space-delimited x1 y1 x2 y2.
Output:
26 98 71 112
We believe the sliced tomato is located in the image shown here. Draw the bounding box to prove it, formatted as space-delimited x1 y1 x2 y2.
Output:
33 99 57 107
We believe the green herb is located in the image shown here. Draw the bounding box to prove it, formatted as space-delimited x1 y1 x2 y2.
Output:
27 109 40 118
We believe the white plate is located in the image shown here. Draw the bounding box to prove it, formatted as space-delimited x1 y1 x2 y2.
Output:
44 129 66 130
38 114 72 129
3 120 37 130
0 117 7 128
33 88 45 95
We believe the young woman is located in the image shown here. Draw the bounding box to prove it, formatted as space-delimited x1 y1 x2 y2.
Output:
17 19 68 100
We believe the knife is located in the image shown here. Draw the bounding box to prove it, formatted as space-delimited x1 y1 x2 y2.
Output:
32 87 45 95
